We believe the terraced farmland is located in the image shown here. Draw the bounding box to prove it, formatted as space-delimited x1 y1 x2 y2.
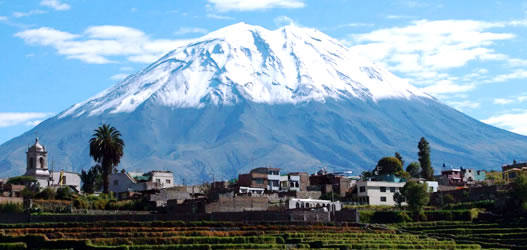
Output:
0 221 483 249
399 221 527 250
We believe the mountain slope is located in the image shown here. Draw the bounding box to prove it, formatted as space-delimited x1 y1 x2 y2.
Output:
1 23 526 183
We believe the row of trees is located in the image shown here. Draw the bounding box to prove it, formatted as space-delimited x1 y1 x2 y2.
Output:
366 137 434 181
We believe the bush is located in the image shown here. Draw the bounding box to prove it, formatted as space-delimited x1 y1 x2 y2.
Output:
370 211 412 223
56 187 74 200
0 203 24 214
0 242 27 250
36 188 56 200
359 210 374 223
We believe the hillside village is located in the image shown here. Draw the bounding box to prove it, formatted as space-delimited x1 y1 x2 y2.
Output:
0 135 524 225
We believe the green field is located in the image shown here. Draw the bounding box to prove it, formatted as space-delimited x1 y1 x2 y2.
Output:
398 221 527 250
0 221 483 249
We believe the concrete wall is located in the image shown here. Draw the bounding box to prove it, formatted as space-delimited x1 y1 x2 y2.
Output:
205 196 269 213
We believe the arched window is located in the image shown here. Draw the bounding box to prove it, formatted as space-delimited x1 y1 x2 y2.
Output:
29 157 35 169
296 202 300 208
39 157 45 169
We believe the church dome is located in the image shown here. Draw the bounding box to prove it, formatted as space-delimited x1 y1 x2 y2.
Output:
29 137 45 152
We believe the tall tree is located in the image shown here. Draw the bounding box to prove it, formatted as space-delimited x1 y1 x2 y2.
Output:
394 152 404 167
418 137 433 180
401 180 430 220
89 124 124 194
406 162 421 178
376 156 403 176
80 164 103 194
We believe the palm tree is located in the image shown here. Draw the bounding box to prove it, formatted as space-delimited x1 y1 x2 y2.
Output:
89 124 124 194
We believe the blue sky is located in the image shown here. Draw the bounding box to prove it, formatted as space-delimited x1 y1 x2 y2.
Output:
1 0 527 144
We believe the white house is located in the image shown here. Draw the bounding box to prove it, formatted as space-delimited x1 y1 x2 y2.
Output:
287 198 342 211
109 170 174 194
356 180 406 206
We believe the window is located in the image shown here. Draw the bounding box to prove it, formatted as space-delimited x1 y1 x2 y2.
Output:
380 196 387 202
429 187 434 192
166 179 171 184
390 187 396 193
359 186 365 192
113 180 119 186
380 187 386 192
156 179 161 183
254 178 264 184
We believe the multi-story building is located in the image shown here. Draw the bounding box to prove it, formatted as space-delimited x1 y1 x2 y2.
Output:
502 161 527 182
355 180 406 206
438 169 463 186
238 167 281 191
309 171 352 197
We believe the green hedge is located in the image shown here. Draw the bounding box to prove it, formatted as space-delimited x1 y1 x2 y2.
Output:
0 242 27 250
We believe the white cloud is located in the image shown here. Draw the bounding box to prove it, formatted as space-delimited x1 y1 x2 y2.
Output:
206 13 234 20
349 20 514 74
274 16 295 27
0 16 7 21
421 80 475 95
494 98 514 105
13 9 47 18
173 27 208 36
15 26 189 64
447 100 480 111
483 110 527 136
110 73 129 81
207 0 305 12
484 69 527 83
0 112 53 128
40 0 70 11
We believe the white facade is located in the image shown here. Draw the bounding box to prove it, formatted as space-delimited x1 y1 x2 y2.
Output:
109 172 142 193
150 171 174 189
288 198 341 211
288 175 301 191
267 169 280 191
50 171 81 191
356 181 406 206
25 138 50 188
24 138 81 190
239 186 265 195
424 181 438 192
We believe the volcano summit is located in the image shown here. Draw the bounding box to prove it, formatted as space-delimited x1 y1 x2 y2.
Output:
1 23 526 183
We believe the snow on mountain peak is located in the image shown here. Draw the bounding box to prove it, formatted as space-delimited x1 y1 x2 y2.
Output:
59 22 430 118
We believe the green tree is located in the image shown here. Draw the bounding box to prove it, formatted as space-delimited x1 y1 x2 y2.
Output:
36 187 56 200
7 176 37 186
393 192 405 209
81 164 103 194
89 124 125 194
361 170 373 180
376 156 403 176
401 181 430 220
395 152 404 167
56 187 74 200
406 162 421 178
511 173 527 213
418 137 434 180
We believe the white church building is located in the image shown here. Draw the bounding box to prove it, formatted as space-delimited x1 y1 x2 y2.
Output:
24 138 81 191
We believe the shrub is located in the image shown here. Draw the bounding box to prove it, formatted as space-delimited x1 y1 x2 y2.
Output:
56 187 74 200
36 188 56 200
359 210 374 223
0 203 24 214
371 211 412 223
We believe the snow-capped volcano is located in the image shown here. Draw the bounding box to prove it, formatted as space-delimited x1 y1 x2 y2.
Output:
60 23 429 118
1 23 526 183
